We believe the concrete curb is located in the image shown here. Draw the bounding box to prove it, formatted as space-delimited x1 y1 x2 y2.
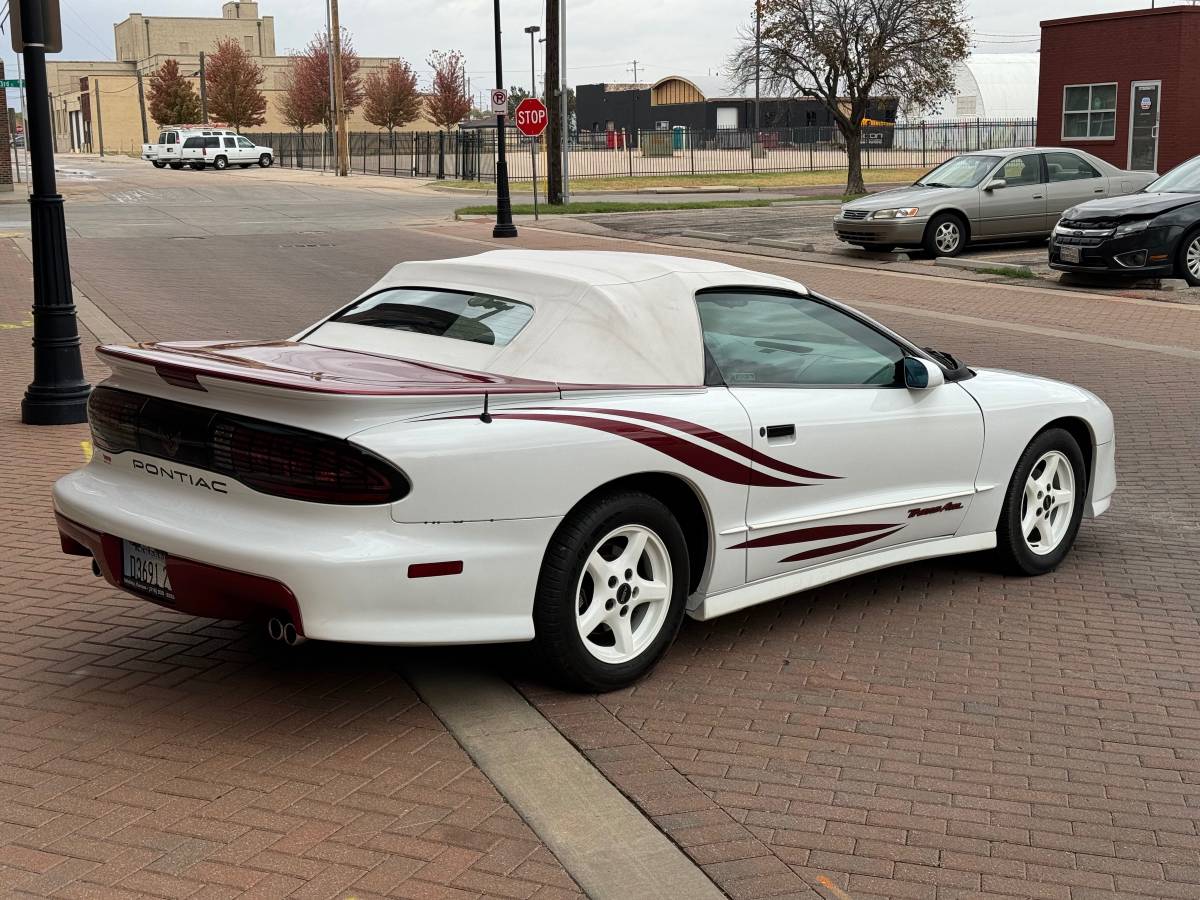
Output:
747 237 817 252
633 185 741 194
12 237 132 344
402 659 726 900
935 256 1033 276
678 230 733 241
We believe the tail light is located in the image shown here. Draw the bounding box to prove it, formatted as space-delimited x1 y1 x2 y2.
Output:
88 386 408 505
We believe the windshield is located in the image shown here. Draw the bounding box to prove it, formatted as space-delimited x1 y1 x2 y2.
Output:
916 155 1001 188
1144 156 1200 194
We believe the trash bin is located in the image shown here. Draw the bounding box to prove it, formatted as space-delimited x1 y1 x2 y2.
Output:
672 126 685 150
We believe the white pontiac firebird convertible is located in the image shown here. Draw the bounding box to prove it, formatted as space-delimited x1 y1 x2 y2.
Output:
54 251 1115 690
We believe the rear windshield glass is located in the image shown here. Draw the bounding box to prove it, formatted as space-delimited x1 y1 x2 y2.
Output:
331 287 534 347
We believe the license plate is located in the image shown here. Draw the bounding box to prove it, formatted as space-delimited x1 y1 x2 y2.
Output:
1061 244 1081 264
122 540 174 601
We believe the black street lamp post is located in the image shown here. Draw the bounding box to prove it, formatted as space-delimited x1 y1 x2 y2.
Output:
19 0 90 425
492 0 518 238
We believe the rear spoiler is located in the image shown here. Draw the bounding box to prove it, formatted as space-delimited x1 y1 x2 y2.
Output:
97 340 558 397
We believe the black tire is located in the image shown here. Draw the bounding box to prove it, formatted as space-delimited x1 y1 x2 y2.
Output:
993 428 1087 576
151 160 167 169
1177 227 1200 287
259 154 273 168
533 491 689 692
169 161 184 170
213 155 228 171
923 212 967 257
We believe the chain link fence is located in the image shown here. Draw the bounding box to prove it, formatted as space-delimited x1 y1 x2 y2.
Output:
245 119 1037 183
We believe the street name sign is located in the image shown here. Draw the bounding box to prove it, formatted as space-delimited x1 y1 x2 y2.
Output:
514 98 549 137
0 79 26 89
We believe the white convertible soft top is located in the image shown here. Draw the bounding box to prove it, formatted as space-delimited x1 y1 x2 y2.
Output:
302 250 806 386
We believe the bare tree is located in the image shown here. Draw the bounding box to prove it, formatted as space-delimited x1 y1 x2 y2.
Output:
363 61 422 135
731 0 970 195
425 50 471 130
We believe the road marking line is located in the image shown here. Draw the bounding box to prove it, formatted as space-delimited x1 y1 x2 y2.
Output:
81 441 93 462
402 657 727 900
0 319 33 329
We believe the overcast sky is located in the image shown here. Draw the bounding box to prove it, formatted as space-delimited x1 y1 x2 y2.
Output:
0 0 1172 112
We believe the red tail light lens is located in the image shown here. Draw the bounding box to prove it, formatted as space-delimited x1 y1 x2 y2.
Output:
211 418 403 504
87 386 408 505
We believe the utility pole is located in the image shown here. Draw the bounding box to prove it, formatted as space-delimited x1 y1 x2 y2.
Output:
17 0 91 425
754 0 761 130
94 78 104 157
135 72 148 143
198 51 208 123
627 60 640 152
324 0 335 170
492 0 517 237
329 0 349 176
545 0 561 204
560 0 569 203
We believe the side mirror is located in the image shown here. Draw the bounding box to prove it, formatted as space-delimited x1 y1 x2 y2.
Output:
903 357 945 390
985 178 1007 192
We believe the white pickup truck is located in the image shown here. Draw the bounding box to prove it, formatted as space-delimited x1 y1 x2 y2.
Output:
143 127 273 171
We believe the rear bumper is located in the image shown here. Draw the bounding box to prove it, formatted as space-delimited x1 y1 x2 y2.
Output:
53 460 558 645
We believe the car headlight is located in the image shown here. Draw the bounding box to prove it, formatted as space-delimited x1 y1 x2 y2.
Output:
871 207 920 220
1062 206 1080 220
1114 219 1152 237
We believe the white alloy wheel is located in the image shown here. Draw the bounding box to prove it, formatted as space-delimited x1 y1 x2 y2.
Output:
1020 450 1075 556
575 524 673 664
1186 234 1200 281
935 220 961 254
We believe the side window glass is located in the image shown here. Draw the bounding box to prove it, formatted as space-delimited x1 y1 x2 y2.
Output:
1045 151 1100 182
238 138 254 148
205 137 220 148
223 137 236 148
1002 154 1043 187
696 290 904 387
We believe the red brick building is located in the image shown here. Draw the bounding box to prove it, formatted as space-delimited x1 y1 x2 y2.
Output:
1038 4 1200 175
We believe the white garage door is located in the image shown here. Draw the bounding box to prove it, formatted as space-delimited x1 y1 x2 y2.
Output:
716 107 738 130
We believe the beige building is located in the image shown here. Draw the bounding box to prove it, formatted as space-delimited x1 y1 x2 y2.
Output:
49 1 437 155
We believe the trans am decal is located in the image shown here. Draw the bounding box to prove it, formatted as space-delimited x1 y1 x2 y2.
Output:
441 408 840 488
729 522 906 563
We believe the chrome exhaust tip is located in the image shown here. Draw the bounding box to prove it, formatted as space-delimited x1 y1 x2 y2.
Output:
282 622 306 647
266 617 285 642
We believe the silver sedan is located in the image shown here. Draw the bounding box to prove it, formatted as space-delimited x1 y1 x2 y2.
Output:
834 148 1157 257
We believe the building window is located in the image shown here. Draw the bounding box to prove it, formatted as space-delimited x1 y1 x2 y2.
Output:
1062 83 1117 140
243 35 254 51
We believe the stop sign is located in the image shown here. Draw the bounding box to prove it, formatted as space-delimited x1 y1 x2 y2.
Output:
514 98 548 137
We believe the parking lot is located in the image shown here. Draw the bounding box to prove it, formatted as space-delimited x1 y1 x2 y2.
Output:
2 159 1200 899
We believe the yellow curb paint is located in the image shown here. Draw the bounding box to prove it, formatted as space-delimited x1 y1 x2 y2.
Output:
81 441 93 462
0 320 33 330
816 876 855 900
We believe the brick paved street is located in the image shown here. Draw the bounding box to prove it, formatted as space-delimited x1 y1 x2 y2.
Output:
2 167 1200 899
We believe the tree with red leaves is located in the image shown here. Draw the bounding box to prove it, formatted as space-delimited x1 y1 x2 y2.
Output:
362 61 422 134
293 29 363 132
425 50 470 130
147 58 202 127
205 37 267 131
279 55 325 135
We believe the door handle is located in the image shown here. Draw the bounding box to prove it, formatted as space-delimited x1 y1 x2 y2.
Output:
1033 194 1043 199
761 424 795 440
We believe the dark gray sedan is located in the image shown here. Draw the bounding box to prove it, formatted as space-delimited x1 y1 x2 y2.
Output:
834 148 1156 257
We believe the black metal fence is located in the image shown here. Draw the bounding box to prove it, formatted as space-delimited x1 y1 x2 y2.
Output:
245 119 1037 183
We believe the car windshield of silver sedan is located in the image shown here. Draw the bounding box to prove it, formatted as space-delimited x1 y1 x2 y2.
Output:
1144 156 1200 194
916 155 1001 188
331 287 534 346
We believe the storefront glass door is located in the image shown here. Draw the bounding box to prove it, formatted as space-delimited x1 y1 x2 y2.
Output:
1129 81 1161 172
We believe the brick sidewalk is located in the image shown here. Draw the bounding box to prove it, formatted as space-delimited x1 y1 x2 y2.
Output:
0 239 582 899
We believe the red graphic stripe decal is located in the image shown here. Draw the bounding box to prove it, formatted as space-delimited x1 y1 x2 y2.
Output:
533 407 840 480
488 413 809 487
729 522 897 550
778 526 906 563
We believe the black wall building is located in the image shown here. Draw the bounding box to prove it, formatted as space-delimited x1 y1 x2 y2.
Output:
577 77 897 146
